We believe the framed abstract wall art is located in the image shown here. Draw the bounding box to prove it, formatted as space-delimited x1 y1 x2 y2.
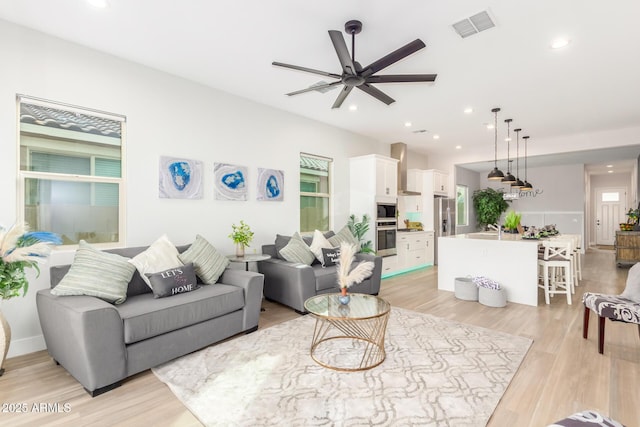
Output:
159 156 203 199
214 163 248 201
257 168 284 201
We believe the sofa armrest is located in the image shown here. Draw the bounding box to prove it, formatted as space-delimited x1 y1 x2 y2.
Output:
218 269 264 330
355 253 383 295
36 290 127 392
258 258 317 312
262 244 278 258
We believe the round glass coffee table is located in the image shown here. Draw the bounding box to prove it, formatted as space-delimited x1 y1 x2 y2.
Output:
304 293 391 371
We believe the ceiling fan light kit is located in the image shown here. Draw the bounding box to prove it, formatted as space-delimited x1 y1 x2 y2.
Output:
273 20 437 109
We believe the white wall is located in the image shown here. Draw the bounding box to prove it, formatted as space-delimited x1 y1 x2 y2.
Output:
454 166 481 234
0 20 393 357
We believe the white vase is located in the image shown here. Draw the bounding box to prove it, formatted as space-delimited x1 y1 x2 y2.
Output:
236 243 245 257
0 309 10 376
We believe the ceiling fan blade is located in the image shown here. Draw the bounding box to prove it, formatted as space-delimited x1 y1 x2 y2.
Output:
356 83 395 105
367 74 437 83
361 39 426 77
332 85 354 109
286 81 342 96
328 30 357 76
272 61 341 79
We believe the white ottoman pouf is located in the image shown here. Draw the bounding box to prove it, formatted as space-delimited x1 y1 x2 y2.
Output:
478 286 507 308
454 277 478 301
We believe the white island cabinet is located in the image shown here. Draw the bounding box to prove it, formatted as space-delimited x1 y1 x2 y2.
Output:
437 232 540 306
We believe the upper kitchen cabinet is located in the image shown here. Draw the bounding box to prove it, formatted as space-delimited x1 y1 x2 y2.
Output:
350 154 398 204
408 169 449 196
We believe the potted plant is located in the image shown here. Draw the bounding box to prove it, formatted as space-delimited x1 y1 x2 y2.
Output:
228 220 254 257
503 210 522 234
347 214 374 254
0 222 61 375
472 188 509 230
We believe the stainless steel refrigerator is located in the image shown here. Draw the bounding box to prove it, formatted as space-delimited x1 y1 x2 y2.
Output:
434 197 456 265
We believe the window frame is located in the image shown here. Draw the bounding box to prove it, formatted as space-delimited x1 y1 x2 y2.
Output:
16 95 127 248
299 152 332 233
456 184 469 227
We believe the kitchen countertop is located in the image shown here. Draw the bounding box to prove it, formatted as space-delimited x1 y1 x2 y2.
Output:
397 229 428 233
445 232 539 242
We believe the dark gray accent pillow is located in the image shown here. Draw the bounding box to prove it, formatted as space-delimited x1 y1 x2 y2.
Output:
146 263 199 298
275 234 292 260
321 247 341 267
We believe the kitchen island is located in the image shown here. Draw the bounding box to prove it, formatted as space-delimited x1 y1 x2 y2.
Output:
437 232 541 306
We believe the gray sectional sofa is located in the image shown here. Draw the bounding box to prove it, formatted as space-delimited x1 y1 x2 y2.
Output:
36 244 263 396
259 233 382 313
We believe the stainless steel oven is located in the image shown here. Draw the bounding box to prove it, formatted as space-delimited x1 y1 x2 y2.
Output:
376 219 397 257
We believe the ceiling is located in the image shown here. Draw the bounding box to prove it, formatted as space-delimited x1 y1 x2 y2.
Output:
1 0 640 167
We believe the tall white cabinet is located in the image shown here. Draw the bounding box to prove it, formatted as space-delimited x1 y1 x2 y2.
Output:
349 154 399 245
407 169 450 232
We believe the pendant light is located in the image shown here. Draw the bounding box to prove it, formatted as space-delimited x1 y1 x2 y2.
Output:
501 118 516 183
487 107 505 180
511 128 525 188
521 135 533 191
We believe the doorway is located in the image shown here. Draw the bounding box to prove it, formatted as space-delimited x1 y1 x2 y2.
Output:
595 187 627 245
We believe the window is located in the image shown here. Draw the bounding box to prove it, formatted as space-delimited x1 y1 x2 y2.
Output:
18 96 126 246
456 185 468 226
601 192 620 202
300 153 332 232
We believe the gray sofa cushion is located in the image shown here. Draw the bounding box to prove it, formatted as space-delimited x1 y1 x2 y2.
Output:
116 283 245 344
313 264 339 291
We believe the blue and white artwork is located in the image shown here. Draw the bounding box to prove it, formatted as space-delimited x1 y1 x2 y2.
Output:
257 168 284 201
159 156 203 199
214 163 248 201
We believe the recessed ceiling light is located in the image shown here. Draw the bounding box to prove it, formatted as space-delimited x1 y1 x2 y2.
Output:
455 145 462 150
348 104 357 111
486 123 494 130
607 170 614 173
404 121 412 127
606 164 613 168
550 38 570 49
86 0 109 8
464 107 473 114
433 134 440 140
504 137 511 142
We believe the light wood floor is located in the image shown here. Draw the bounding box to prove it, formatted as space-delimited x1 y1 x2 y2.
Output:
0 249 638 426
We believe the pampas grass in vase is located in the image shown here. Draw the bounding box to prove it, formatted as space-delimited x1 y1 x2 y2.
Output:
336 242 374 303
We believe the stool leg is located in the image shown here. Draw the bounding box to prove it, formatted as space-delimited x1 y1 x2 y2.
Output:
583 307 590 339
598 316 606 354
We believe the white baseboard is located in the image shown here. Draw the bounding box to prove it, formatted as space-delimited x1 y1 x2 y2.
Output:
7 335 46 358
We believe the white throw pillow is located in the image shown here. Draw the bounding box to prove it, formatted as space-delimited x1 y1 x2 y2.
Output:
129 234 183 288
621 262 640 303
309 230 333 264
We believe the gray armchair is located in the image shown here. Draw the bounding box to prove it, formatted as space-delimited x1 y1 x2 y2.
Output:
259 240 382 313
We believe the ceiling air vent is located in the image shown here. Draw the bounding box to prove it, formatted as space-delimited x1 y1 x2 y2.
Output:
452 10 495 39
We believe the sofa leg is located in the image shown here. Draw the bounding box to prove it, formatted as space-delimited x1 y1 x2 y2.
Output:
598 316 606 355
244 326 258 334
294 309 308 315
85 381 121 397
583 307 590 339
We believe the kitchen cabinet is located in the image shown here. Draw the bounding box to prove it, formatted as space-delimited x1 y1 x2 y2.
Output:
350 154 398 206
615 231 640 266
397 231 431 270
382 255 398 275
424 170 449 196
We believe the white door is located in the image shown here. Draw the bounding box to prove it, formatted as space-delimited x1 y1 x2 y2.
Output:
596 188 627 245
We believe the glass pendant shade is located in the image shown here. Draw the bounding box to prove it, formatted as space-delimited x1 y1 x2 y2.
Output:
487 107 504 180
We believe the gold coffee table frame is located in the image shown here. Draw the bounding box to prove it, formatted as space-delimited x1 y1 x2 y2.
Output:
304 293 391 372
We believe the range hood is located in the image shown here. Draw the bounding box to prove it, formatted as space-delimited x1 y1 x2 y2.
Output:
390 142 421 196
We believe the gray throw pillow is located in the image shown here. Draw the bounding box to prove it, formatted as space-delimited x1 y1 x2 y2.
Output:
178 235 230 285
51 240 136 305
274 234 292 260
328 226 359 248
321 247 341 267
279 232 315 265
146 263 199 298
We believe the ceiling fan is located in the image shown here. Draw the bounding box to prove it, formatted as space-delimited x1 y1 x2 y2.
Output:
272 20 437 109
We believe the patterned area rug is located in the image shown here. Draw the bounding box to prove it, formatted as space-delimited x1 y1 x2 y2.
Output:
153 307 532 426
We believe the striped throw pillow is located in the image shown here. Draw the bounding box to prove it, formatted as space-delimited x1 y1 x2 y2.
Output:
279 232 315 265
178 235 230 285
328 226 359 248
51 240 136 304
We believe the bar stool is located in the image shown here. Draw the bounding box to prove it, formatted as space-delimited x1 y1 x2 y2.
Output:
538 240 573 305
550 234 580 290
